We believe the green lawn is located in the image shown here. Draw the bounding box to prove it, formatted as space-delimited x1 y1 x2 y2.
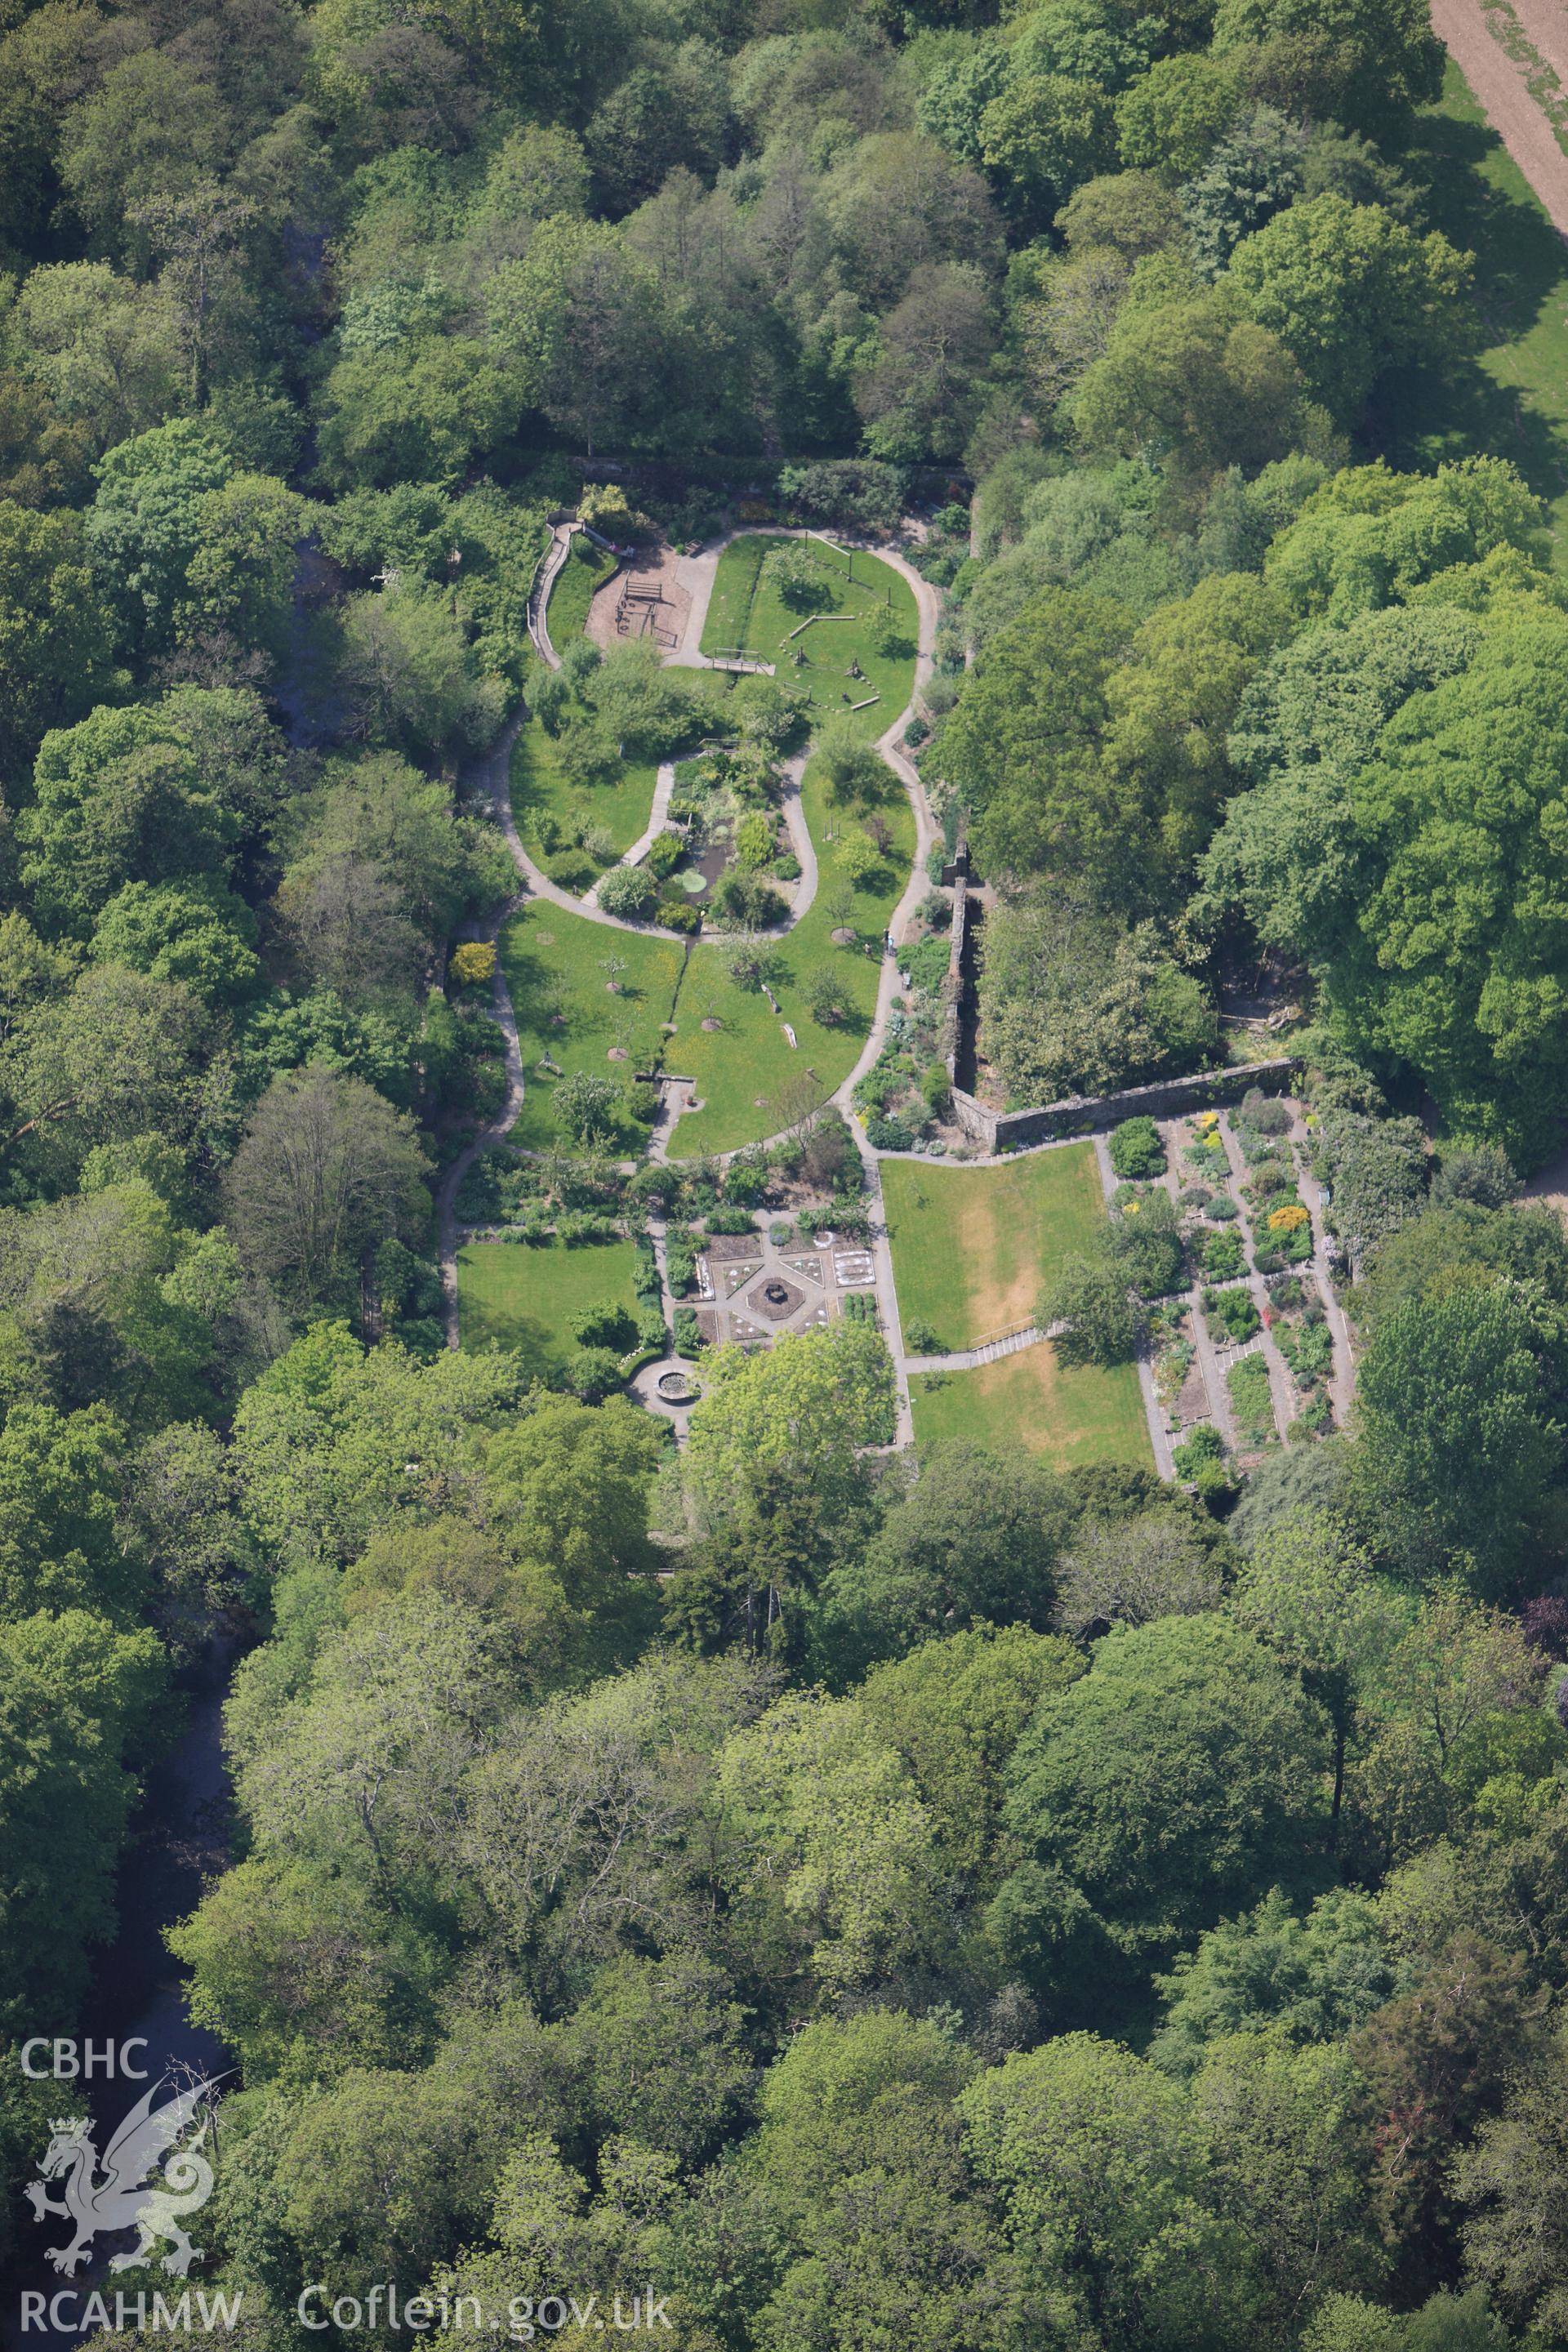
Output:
1389 60 1568 559
510 715 661 871
498 901 686 1152
457 1234 640 1376
700 535 768 655
547 540 616 643
666 749 915 1156
491 535 920 1160
499 739 913 1156
700 535 920 739
881 1145 1105 1352
908 1344 1152 1470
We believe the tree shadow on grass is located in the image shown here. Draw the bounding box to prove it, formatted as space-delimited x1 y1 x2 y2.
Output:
808 1000 873 1041
466 1305 560 1381
1409 103 1563 321
501 942 564 1040
1369 98 1568 518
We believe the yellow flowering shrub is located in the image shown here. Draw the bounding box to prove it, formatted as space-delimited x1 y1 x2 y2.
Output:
1268 1203 1309 1234
449 942 496 987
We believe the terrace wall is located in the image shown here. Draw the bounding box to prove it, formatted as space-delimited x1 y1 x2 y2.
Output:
950 1057 1297 1154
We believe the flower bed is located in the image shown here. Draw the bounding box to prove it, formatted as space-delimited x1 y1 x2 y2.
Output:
1182 1111 1231 1184
1227 1351 1276 1448
1204 1283 1260 1345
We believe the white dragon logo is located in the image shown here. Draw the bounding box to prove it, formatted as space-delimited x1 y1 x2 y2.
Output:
25 2074 220 2278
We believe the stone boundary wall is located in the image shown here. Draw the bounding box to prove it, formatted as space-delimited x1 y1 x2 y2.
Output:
939 825 971 1082
939 870 969 1079
951 1055 1296 1154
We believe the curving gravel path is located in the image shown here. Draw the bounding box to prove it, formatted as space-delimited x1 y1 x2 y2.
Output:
585 761 678 903
439 526 943 1415
528 523 577 669
479 528 938 997
773 753 817 917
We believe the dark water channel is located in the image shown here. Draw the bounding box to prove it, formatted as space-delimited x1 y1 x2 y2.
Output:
951 902 984 1098
5 1642 238 2351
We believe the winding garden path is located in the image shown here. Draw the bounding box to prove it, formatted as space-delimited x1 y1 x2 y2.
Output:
528 523 577 668
439 527 942 1384
584 760 678 902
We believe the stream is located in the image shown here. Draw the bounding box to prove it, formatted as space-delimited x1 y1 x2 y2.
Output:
5 1642 239 2351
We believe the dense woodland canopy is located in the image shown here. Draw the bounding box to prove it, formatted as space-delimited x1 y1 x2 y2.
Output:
7 0 1568 2349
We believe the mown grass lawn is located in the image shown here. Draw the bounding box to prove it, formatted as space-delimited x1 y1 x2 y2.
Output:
908 1344 1152 1469
881 1144 1105 1352
510 715 661 870
1390 60 1568 559
496 810 911 1159
546 539 617 642
666 748 914 1156
701 535 920 740
457 1234 640 1376
498 901 685 1152
494 537 920 1160
700 535 768 655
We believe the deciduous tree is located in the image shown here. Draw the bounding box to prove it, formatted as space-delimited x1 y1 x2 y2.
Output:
0 1608 163 2035
1227 195 1472 421
0 500 115 782
1000 1615 1331 1986
223 1067 430 1310
684 1324 898 1529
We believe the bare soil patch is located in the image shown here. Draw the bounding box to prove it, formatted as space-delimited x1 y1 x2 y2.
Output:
1431 0 1568 233
587 539 693 653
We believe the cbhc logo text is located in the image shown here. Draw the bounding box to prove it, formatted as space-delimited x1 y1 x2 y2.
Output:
20 2042 149 2080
